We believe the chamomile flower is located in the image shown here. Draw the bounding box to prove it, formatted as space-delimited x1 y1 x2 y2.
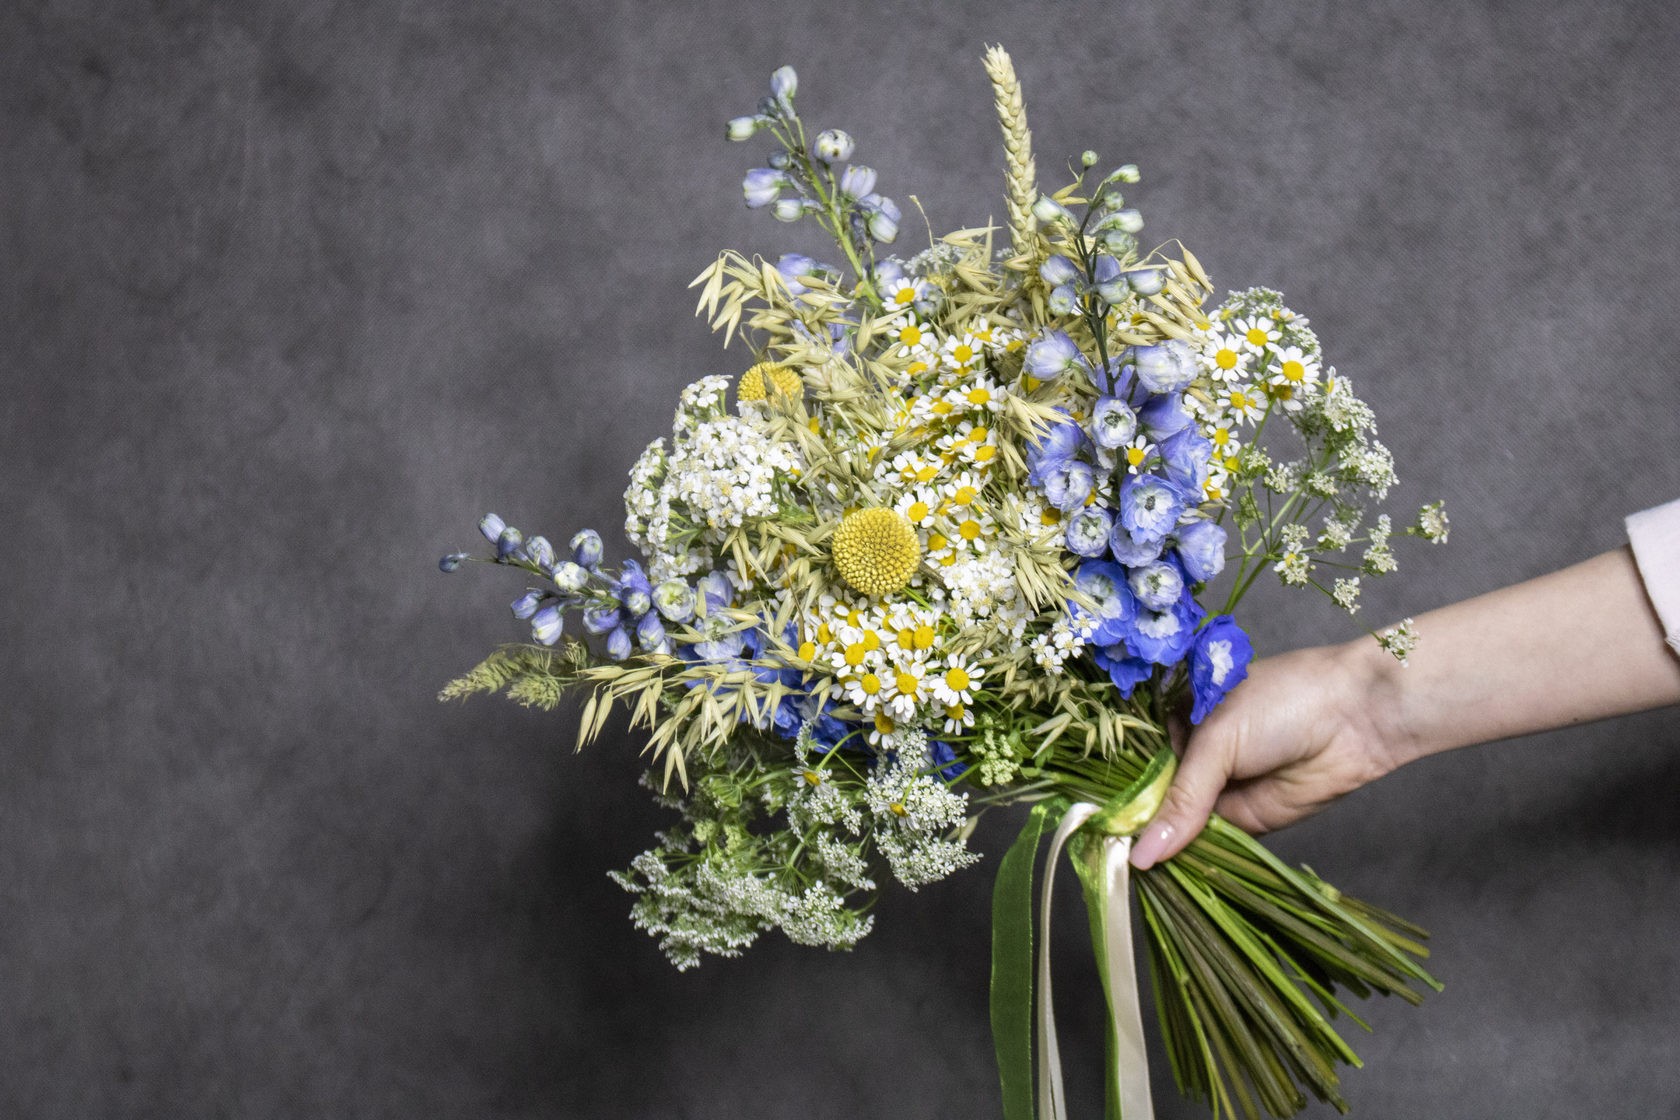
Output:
881 275 928 311
843 670 888 708
896 487 941 529
1199 330 1251 381
945 375 1006 414
947 507 997 553
890 450 944 487
1269 345 1320 392
883 662 930 720
1218 384 1266 425
938 472 983 511
1120 434 1156 474
1233 315 1280 352
890 316 937 359
940 332 985 373
932 658 984 706
941 703 975 736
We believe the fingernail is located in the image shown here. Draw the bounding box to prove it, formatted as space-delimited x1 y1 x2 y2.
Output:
1130 821 1174 870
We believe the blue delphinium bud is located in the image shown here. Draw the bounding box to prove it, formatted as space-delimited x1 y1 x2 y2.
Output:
1089 397 1139 450
478 513 506 543
1025 330 1085 381
523 535 555 570
1040 255 1080 287
582 604 620 635
1125 267 1166 296
438 552 469 573
769 65 797 102
552 560 589 593
839 164 876 198
697 570 734 615
570 529 603 568
1110 208 1144 233
623 586 653 618
1065 506 1114 557
531 604 564 646
1175 521 1228 583
860 194 899 242
496 526 524 560
1048 284 1079 316
1081 149 1099 168
1114 164 1141 183
1092 255 1127 304
772 197 806 223
768 150 792 170
1032 194 1074 226
1128 560 1184 611
606 626 633 661
1100 229 1137 255
743 168 786 209
814 129 854 162
1134 340 1198 394
636 611 666 650
726 115 760 142
653 579 696 623
511 590 544 620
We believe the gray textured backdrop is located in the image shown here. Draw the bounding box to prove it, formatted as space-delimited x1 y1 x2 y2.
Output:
5 1 1680 1117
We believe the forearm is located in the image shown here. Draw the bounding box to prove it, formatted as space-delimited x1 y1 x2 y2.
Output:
1347 547 1680 769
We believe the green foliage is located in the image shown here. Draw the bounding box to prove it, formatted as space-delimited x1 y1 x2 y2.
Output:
437 642 587 710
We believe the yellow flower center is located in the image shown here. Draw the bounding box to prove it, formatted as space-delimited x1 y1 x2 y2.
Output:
831 508 923 597
1126 446 1147 467
913 624 936 650
797 641 816 661
859 672 882 695
899 324 922 345
895 671 919 697
844 643 868 667
966 388 991 406
803 770 823 786
907 500 930 522
952 343 975 364
1245 327 1269 346
953 485 977 505
1281 359 1305 382
736 361 803 403
1216 348 1239 369
958 519 982 541
944 667 970 691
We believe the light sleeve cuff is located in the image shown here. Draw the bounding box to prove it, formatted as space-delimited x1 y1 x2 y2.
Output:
1626 497 1680 654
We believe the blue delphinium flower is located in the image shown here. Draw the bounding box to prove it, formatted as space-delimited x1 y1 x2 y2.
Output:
1127 560 1184 612
1133 340 1198 393
859 193 900 242
1124 266 1165 296
1088 397 1139 450
1092 644 1153 698
1025 330 1086 381
1040 460 1094 512
605 626 633 661
438 552 469 573
929 739 968 782
1139 394 1191 439
1160 426 1214 495
636 610 667 652
495 526 524 560
478 513 506 544
1026 413 1086 483
1189 615 1253 724
615 560 653 618
1120 473 1188 543
1176 521 1228 583
1073 560 1136 645
511 590 545 620
696 570 734 615
1065 506 1114 557
653 579 696 623
1121 593 1203 665
1110 522 1164 567
552 560 589 593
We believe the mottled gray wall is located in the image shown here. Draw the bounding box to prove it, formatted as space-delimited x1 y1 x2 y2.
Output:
5 0 1679 1116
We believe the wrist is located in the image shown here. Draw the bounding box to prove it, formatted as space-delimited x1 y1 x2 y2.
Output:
1327 635 1420 777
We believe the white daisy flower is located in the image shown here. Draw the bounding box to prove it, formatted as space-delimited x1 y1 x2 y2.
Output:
931 658 984 706
941 703 975 735
896 487 942 529
881 276 927 311
842 670 888 709
1218 384 1266 425
883 662 929 720
1233 315 1280 352
1121 434 1156 474
1199 330 1250 381
1268 344 1320 392
940 332 985 372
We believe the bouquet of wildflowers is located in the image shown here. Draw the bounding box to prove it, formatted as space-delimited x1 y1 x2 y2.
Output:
440 49 1449 1120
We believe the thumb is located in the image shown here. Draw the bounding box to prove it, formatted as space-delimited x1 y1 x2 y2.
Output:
1128 726 1231 870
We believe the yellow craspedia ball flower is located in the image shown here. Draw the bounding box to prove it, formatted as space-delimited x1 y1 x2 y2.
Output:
736 361 803 403
831 507 922 597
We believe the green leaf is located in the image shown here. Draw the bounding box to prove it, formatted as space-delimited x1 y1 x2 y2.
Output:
991 801 1055 1120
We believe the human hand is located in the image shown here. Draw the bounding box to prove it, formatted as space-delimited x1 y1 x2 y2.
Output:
1129 642 1402 869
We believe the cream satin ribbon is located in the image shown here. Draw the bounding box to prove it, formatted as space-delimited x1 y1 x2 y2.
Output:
1035 756 1175 1120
